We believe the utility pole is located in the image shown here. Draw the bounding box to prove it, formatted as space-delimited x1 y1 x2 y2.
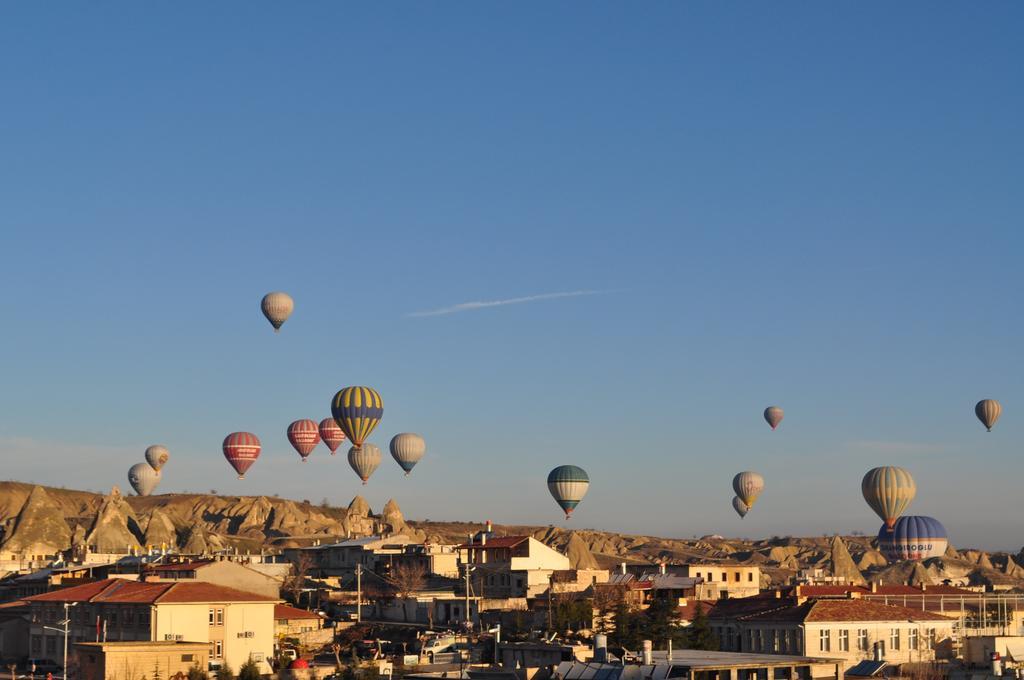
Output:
43 602 77 676
356 563 362 623
465 533 472 633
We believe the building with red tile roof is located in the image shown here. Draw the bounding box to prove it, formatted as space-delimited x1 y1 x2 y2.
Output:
21 578 277 675
709 595 955 673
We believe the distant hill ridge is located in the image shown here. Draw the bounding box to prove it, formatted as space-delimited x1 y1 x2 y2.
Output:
0 481 1022 590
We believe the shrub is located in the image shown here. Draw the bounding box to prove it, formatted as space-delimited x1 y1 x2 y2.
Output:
237 659 261 680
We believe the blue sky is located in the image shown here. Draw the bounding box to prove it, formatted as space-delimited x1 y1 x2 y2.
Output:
1 3 1021 549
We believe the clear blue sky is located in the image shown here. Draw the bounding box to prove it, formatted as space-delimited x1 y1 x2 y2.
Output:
1 3 1021 550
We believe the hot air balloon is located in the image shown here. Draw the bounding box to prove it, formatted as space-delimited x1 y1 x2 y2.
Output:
862 466 915 532
318 418 346 455
877 516 948 562
390 433 425 475
764 406 784 431
975 399 1002 432
261 292 294 332
732 471 764 508
144 445 170 472
547 465 590 520
331 386 383 448
287 419 321 462
128 462 161 496
348 443 382 485
732 496 749 518
223 432 261 479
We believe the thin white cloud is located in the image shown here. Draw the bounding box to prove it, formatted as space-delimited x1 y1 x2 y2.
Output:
408 290 603 318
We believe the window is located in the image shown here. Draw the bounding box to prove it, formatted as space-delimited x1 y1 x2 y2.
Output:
214 640 223 658
908 628 918 651
209 609 215 626
819 629 831 652
734 572 741 582
667 667 688 679
748 573 754 582
780 630 788 653
109 611 118 626
46 637 57 654
181 654 194 662
858 629 869 651
925 628 936 648
839 629 849 652
216 608 224 626
31 636 41 654
125 610 134 625
771 630 779 652
890 629 900 651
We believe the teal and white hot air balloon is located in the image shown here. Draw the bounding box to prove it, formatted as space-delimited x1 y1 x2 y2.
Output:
348 443 382 485
862 466 916 532
547 465 590 520
390 433 426 475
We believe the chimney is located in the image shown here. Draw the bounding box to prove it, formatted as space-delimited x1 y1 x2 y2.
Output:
620 562 627 575
642 640 653 665
593 634 608 663
871 581 878 593
873 641 885 661
486 520 492 533
482 533 487 546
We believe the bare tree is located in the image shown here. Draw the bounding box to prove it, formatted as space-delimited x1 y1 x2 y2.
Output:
389 562 428 599
387 562 428 622
283 550 317 605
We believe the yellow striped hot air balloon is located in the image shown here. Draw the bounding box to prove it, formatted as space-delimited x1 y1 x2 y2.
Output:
975 399 1002 432
331 386 383 448
862 466 916 532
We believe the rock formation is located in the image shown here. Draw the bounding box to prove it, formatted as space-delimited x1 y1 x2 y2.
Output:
84 486 142 553
565 532 599 570
0 485 72 557
828 535 866 586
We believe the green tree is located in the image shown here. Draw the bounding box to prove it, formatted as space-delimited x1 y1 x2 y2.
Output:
214 664 233 680
188 665 210 680
686 603 719 651
237 659 261 680
643 596 685 648
612 599 642 650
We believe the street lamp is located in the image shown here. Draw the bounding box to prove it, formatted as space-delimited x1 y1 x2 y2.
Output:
43 602 77 678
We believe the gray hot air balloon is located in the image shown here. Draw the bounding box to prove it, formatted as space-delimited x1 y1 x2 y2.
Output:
732 496 749 518
975 399 1002 432
390 433 426 475
261 292 294 332
144 445 170 472
764 406 784 430
732 471 764 508
128 462 161 496
348 443 382 485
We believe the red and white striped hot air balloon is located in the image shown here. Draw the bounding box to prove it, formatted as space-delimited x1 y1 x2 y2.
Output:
287 419 321 462
318 418 346 455
223 432 261 479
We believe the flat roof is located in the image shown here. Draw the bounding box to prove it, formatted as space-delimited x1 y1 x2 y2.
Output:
554 653 841 679
74 641 210 649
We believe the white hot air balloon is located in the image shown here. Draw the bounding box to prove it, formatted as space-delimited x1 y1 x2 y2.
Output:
389 433 426 475
144 445 170 472
348 443 382 485
732 496 750 518
261 292 294 332
732 471 765 508
128 462 161 496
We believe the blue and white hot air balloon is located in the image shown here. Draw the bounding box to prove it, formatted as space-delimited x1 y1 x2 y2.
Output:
877 516 948 562
547 465 590 520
